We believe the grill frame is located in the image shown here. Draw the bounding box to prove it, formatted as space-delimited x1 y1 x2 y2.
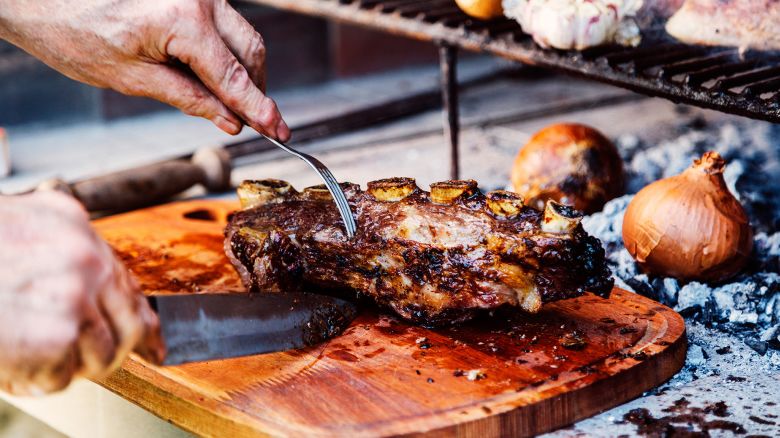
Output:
245 0 780 178
249 0 780 123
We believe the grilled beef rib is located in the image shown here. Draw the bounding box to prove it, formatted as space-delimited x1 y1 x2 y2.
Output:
225 178 613 325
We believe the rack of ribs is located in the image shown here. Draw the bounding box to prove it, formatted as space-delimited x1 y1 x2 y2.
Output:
225 178 614 326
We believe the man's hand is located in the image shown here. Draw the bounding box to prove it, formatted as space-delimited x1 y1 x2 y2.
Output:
0 0 290 141
0 192 164 395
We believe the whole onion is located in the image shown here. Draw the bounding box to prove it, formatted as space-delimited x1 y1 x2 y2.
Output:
622 151 753 283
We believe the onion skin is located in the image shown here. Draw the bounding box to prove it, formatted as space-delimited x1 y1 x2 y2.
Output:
622 151 753 283
510 123 625 214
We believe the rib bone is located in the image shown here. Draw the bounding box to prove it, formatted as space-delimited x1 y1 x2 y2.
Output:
237 179 295 209
542 201 583 234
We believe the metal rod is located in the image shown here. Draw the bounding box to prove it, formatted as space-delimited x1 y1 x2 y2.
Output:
439 42 460 180
224 66 513 161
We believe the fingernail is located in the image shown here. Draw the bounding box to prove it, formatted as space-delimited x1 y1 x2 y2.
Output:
214 115 241 135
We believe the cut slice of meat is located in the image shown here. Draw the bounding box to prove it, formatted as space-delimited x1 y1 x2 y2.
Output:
666 0 780 50
225 178 614 326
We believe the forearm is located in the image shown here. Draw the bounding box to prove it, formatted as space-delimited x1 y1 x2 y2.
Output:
0 0 28 42
0 1 105 87
0 1 68 43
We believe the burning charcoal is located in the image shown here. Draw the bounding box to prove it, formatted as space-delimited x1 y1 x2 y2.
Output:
744 339 768 356
676 283 712 313
762 325 780 351
679 305 704 319
661 278 680 306
688 345 707 366
625 277 657 301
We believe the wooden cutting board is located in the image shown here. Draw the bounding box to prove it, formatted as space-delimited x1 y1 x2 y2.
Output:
93 199 687 437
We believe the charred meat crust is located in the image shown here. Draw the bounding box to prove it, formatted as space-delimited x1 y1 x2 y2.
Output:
225 178 613 325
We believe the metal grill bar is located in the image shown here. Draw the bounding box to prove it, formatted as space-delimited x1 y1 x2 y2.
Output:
684 61 759 87
655 51 735 79
715 65 780 90
250 0 780 123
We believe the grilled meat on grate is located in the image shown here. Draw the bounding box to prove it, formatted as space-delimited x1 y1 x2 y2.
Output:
225 178 613 325
667 0 780 50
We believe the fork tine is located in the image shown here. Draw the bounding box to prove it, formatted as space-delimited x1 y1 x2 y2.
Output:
316 165 356 236
328 178 356 234
298 158 353 232
261 134 357 238
318 171 353 232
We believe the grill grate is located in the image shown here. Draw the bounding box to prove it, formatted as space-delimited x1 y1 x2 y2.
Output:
250 0 780 123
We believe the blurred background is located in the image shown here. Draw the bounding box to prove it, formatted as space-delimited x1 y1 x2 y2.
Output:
0 2 439 129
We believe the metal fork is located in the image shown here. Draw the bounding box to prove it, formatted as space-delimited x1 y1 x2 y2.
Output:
262 135 357 239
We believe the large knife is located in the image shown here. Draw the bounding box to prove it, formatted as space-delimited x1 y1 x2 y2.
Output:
147 292 357 366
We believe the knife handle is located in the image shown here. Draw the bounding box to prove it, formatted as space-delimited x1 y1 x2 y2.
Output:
37 147 232 212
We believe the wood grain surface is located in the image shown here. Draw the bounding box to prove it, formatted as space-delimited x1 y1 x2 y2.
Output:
92 200 687 437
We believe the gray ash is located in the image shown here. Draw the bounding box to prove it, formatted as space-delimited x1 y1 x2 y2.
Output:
583 120 780 370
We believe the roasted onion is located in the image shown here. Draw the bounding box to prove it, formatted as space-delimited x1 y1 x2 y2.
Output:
454 0 503 19
622 151 753 283
510 123 625 214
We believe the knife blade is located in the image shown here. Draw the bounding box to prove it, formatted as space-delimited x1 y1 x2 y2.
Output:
148 292 357 366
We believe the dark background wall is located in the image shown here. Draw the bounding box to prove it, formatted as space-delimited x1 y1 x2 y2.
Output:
0 2 438 127
0 41 99 126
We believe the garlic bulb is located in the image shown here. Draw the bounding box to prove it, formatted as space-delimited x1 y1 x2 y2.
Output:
622 152 753 283
502 0 643 50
